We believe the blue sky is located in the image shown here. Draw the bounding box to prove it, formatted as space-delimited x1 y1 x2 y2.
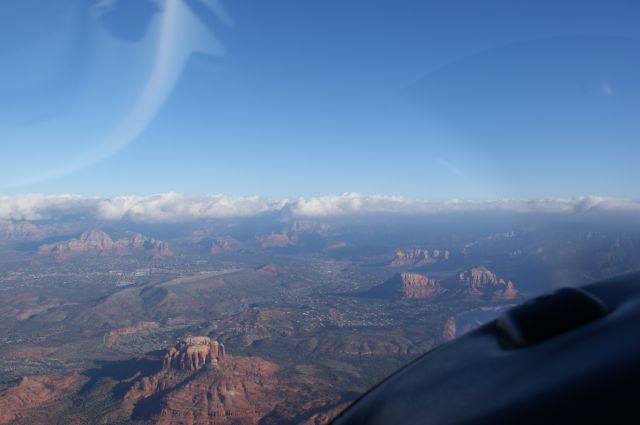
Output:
0 0 639 199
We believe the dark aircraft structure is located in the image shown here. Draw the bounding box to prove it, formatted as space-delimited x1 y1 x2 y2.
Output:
332 271 640 424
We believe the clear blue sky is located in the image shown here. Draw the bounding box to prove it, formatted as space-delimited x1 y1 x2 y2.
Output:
0 0 639 198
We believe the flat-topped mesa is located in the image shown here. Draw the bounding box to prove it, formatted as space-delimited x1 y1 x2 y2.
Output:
163 336 225 371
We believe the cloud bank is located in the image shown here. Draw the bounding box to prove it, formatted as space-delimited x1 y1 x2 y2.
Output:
0 193 638 222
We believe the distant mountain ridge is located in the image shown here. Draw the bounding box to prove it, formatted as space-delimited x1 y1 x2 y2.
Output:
37 229 172 261
258 220 332 248
389 248 450 267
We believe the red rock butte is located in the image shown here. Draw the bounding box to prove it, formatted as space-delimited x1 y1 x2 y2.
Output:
163 336 225 371
458 266 518 300
399 272 442 299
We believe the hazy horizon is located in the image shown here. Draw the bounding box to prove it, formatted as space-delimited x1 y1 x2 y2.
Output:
2 192 640 223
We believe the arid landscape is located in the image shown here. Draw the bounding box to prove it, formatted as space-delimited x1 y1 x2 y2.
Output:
1 0 638 422
2 212 640 424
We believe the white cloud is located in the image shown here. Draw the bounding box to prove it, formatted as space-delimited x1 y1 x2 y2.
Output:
0 194 97 221
95 193 287 221
0 193 638 222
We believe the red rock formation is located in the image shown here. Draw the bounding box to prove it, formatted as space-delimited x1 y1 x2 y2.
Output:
0 374 84 425
398 273 442 299
37 229 172 260
389 248 450 268
156 356 279 425
0 339 343 424
259 232 295 248
367 272 443 299
254 264 279 278
258 221 331 249
114 233 172 258
163 336 225 371
149 240 172 258
80 228 115 250
458 266 518 300
0 221 49 241
37 229 112 260
122 338 280 425
209 238 232 254
500 280 519 300
128 233 145 249
442 317 457 342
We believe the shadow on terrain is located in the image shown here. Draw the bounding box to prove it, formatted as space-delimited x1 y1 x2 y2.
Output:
78 350 165 399
130 369 204 421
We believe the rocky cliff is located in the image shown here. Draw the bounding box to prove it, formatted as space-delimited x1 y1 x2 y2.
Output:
458 266 518 300
441 317 457 342
163 336 225 371
122 337 280 425
37 229 172 260
366 272 443 299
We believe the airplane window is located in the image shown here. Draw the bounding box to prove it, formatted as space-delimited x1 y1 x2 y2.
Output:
0 1 638 424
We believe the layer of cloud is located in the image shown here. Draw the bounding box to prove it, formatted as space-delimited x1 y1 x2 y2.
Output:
0 193 639 222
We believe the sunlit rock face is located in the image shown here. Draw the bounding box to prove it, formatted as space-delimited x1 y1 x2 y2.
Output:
442 317 457 342
125 338 282 424
37 229 172 260
366 272 443 300
163 336 225 371
398 273 443 299
458 266 518 300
